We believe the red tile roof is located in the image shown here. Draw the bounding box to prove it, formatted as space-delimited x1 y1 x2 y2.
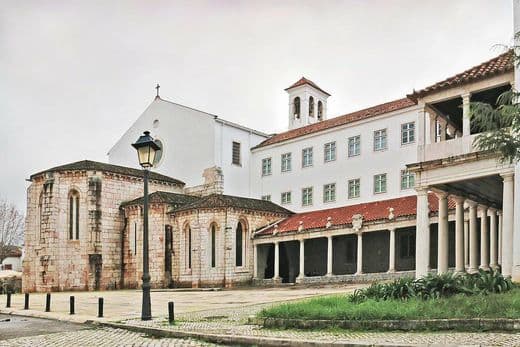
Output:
252 98 416 149
408 50 514 99
257 194 455 236
285 77 331 96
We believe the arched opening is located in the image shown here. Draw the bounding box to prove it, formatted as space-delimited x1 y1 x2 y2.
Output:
184 224 192 270
68 189 80 240
235 220 247 267
309 96 314 117
164 225 173 288
38 191 43 240
209 223 217 268
317 101 323 120
293 97 301 119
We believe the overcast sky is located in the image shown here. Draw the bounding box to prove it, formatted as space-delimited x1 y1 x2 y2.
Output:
0 0 514 210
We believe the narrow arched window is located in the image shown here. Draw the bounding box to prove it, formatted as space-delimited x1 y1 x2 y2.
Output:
210 224 216 268
235 220 246 267
309 96 314 117
68 190 80 240
318 101 323 120
185 224 192 270
293 97 301 119
38 192 43 240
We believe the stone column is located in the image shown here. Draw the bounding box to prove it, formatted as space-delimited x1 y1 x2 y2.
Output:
273 241 280 280
462 93 471 136
416 187 430 277
454 197 465 273
489 208 498 270
355 233 363 275
388 228 396 273
464 220 469 268
436 191 449 274
501 172 514 277
468 201 478 273
326 236 333 276
297 239 305 280
498 211 503 266
479 205 490 270
253 244 258 279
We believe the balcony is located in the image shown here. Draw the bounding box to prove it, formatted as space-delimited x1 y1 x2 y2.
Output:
422 134 478 162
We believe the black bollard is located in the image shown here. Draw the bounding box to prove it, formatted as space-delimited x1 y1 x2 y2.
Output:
168 301 174 324
98 297 104 318
70 296 75 315
6 292 11 308
24 293 29 310
45 293 51 312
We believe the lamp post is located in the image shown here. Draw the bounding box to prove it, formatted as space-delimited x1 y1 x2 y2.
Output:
132 131 160 321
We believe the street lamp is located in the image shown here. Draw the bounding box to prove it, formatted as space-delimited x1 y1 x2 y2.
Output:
132 131 160 321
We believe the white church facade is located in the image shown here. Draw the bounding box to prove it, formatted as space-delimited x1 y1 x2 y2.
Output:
22 29 520 290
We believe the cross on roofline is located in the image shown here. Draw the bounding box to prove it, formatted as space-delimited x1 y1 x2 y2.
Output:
155 83 160 98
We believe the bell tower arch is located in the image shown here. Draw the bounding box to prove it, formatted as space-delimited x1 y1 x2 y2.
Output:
285 77 330 130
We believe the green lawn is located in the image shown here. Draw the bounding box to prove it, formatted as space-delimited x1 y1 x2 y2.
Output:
259 288 520 321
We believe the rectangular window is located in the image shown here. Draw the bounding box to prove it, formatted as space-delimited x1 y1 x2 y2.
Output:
374 129 387 151
261 195 271 201
348 135 361 157
400 233 416 258
262 157 272 176
323 183 336 203
232 141 241 165
281 153 292 172
324 141 336 162
302 187 313 206
302 147 313 167
374 173 387 194
400 170 415 190
281 191 292 204
401 122 415 145
348 179 361 199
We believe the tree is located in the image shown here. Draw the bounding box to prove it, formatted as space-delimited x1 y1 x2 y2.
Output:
470 35 520 163
0 199 24 263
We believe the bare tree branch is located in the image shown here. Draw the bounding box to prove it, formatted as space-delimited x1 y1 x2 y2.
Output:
0 198 24 263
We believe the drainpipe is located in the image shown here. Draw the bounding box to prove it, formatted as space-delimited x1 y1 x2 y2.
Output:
119 208 128 289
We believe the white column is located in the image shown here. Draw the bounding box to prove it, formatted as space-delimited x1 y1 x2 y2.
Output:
416 187 430 277
436 191 449 274
355 233 363 275
501 172 514 277
297 239 305 279
479 205 490 270
253 244 258 279
489 209 498 270
468 201 479 273
388 228 396 273
464 220 469 268
273 241 280 280
326 236 333 276
454 197 465 273
498 211 503 266
462 93 471 136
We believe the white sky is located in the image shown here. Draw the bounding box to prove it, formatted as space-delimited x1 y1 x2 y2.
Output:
0 0 514 210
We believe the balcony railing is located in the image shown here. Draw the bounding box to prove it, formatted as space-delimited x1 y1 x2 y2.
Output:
422 133 479 162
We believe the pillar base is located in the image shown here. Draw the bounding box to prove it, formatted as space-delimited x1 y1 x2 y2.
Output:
467 267 478 274
479 265 490 271
354 271 363 276
295 276 305 284
325 273 333 277
387 269 396 274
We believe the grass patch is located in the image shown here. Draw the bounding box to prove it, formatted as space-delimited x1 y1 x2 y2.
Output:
259 288 520 321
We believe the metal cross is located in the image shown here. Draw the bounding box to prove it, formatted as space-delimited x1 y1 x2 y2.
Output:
155 83 160 98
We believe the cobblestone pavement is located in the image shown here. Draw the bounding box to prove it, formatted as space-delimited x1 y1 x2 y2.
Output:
0 327 219 347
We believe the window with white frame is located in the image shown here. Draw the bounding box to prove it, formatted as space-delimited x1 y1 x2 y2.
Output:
261 158 272 176
302 187 313 206
401 122 415 145
323 183 336 203
324 141 336 162
373 129 387 151
400 170 415 190
348 135 361 157
281 153 292 172
68 190 80 240
302 147 313 167
281 191 292 204
348 179 360 199
261 195 271 201
374 173 387 194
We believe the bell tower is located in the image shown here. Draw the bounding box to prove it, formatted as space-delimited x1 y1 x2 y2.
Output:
285 77 330 130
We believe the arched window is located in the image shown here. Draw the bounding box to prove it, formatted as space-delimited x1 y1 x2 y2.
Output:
209 223 217 268
235 220 247 267
68 190 80 240
38 192 43 239
309 96 314 117
317 101 323 120
185 224 192 270
293 97 301 119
